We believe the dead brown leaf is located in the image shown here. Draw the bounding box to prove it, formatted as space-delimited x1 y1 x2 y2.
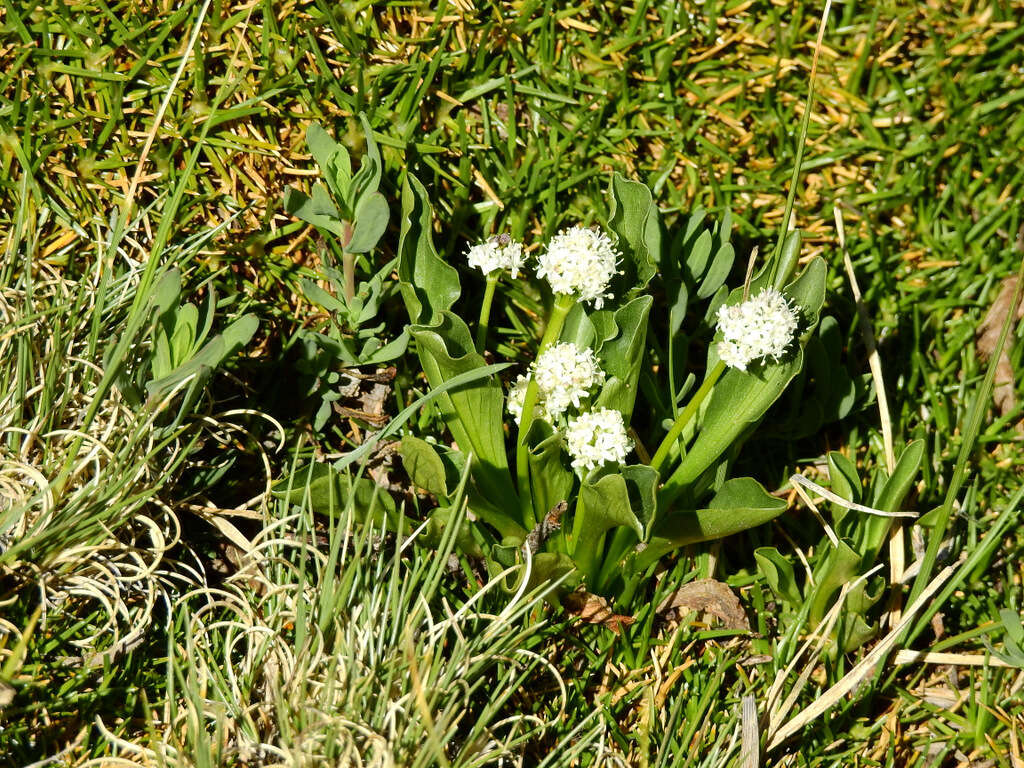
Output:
657 578 751 631
564 590 635 634
977 276 1024 420
332 366 396 427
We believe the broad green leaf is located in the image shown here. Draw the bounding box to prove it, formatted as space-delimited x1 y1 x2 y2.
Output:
346 191 389 253
853 439 924 564
875 440 924 512
300 278 347 315
524 552 577 597
271 463 397 527
147 314 258 400
151 268 182 319
827 451 860 527
398 174 460 324
639 478 786 568
424 505 483 559
306 124 351 203
400 436 450 497
755 547 802 605
168 302 199 365
620 464 659 532
580 471 644 538
772 230 802 290
808 538 861 625
359 328 409 365
667 257 827 490
607 173 659 291
561 303 597 349
527 421 574 523
410 313 520 529
595 295 652 422
683 229 713 285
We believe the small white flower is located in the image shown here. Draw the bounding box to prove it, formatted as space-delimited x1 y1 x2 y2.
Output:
506 374 546 424
536 225 620 308
466 234 526 278
506 343 605 424
565 408 632 472
715 287 799 371
531 343 605 418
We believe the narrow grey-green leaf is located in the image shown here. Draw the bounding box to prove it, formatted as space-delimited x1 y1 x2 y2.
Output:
346 191 389 253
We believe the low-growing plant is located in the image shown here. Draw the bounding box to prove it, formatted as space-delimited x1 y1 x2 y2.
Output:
280 145 829 608
285 118 409 431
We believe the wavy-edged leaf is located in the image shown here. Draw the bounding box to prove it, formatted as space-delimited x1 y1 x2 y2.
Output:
639 478 786 569
607 173 659 292
410 313 521 535
755 547 802 605
667 257 827 491
398 174 461 325
595 294 652 422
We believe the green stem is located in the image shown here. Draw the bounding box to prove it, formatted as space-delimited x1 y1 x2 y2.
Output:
650 360 726 474
515 293 575 527
475 273 499 353
341 251 356 303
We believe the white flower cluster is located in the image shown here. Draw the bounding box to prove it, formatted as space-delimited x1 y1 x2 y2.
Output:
716 288 799 371
507 343 631 472
506 343 605 424
466 234 526 278
564 408 633 472
535 225 620 308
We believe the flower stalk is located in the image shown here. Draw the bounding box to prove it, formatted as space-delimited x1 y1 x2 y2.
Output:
475 272 499 353
650 360 725 473
515 293 576 525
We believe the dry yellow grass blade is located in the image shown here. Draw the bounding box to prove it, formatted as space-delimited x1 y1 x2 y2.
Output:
766 561 960 751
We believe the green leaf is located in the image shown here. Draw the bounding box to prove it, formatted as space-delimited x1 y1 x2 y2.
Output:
306 123 351 203
696 242 734 300
772 230 802 290
359 328 409 365
524 552 577 597
271 463 396 527
168 302 199 365
410 313 521 531
580 471 644 538
400 436 451 497
595 295 652 423
356 113 383 195
852 439 924 564
668 257 827 491
683 229 713 285
147 314 258 401
284 184 345 237
640 478 786 569
150 268 182 319
755 547 802 605
398 174 461 324
424 505 483 559
526 420 574 523
826 451 860 527
808 537 862 626
607 173 659 292
346 191 389 253
300 278 348 315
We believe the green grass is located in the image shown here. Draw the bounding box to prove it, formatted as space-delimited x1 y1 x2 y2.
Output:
2 0 1024 765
